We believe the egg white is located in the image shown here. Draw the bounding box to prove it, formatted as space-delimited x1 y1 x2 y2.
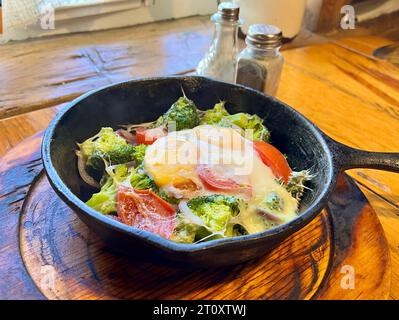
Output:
144 125 298 233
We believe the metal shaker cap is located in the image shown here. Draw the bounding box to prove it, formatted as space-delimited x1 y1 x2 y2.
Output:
246 24 282 48
217 2 240 21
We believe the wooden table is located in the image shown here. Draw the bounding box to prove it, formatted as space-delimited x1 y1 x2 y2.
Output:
0 16 398 299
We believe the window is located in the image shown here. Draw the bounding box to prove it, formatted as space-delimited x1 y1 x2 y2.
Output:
55 0 154 22
0 0 216 43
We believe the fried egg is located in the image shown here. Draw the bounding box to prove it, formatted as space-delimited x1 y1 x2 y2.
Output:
144 125 298 232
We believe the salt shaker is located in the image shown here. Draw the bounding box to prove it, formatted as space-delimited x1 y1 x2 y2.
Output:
196 2 242 83
236 24 284 96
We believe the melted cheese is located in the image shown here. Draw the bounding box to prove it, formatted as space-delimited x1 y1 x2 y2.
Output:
144 125 298 234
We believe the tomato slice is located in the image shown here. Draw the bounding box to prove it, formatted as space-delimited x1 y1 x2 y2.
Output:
116 186 176 239
196 164 252 196
135 127 166 145
253 141 292 184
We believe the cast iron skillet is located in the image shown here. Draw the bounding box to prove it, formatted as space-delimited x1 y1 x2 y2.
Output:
42 76 399 268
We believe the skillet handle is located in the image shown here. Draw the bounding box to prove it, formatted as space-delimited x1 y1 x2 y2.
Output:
331 140 399 173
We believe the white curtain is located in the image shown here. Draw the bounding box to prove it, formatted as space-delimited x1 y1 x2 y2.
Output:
6 1 98 28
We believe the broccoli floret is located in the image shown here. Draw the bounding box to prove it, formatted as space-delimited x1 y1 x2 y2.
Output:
158 96 200 131
86 176 117 214
200 101 229 125
170 213 201 244
86 164 130 214
128 165 155 190
172 196 244 243
219 113 270 142
86 163 179 215
127 165 178 203
286 170 312 201
85 153 106 180
80 127 131 159
131 144 147 164
86 145 136 179
261 191 284 212
108 163 129 182
171 213 225 244
156 188 179 205
106 144 135 163
187 195 240 232
85 163 144 214
225 224 249 237
80 127 135 180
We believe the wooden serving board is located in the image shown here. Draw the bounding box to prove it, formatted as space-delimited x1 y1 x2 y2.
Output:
0 132 391 300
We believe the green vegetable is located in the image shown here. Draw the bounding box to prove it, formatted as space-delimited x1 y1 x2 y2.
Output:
157 96 200 131
119 164 177 203
128 165 155 190
86 162 176 214
219 113 270 142
200 101 229 125
286 170 312 201
80 127 135 180
262 191 284 211
131 144 147 164
86 176 117 214
108 163 130 182
225 224 248 237
86 162 178 214
187 195 241 232
173 195 244 243
171 214 227 244
156 188 179 205
126 164 177 203
85 164 130 214
170 213 201 243
85 155 106 180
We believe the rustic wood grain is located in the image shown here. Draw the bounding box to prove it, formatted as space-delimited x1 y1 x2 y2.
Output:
0 16 212 119
359 185 399 300
316 175 391 299
0 17 398 298
278 43 399 207
332 36 395 56
0 133 44 299
0 107 63 156
0 133 390 299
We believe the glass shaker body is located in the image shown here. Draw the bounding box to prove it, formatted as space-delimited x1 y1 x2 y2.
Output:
196 14 241 83
236 44 284 96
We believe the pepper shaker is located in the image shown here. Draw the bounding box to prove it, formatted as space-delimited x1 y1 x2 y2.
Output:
236 24 284 97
